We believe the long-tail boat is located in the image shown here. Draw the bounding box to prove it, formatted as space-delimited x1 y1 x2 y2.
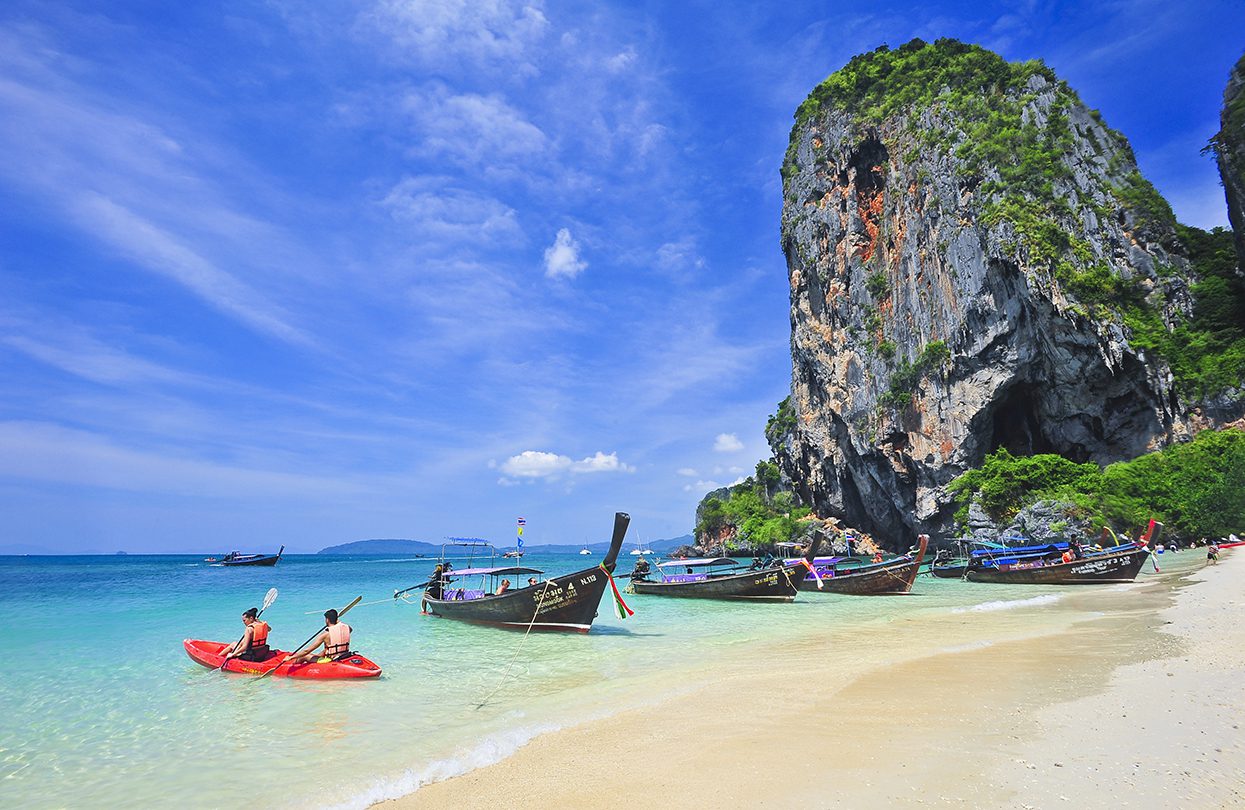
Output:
394 512 630 633
965 521 1161 584
963 543 1151 584
628 535 819 601
794 533 928 594
215 546 284 567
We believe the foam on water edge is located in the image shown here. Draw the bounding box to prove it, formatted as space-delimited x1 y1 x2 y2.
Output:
952 593 1064 613
331 721 562 810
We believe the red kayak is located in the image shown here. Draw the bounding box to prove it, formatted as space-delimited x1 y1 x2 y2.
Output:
183 639 382 679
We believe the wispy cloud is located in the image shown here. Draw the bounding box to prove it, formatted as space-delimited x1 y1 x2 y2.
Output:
714 433 744 452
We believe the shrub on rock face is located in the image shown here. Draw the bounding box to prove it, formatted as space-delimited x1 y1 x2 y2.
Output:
949 428 1245 541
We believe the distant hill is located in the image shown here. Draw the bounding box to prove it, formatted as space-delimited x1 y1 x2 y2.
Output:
317 539 441 555
316 534 693 556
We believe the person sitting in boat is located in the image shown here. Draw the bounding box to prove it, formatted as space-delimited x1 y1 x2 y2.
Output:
291 609 352 664
631 557 651 580
220 607 272 662
527 576 538 587
1060 549 1075 563
1069 538 1085 560
425 564 446 600
495 579 511 596
872 550 884 563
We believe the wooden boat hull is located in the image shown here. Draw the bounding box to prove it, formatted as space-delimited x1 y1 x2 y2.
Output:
799 535 927 594
219 555 281 567
423 566 613 632
931 561 968 578
218 545 284 567
419 512 629 633
965 546 1150 584
630 562 803 601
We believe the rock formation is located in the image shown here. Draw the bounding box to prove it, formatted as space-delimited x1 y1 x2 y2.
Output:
1214 52 1245 270
767 39 1244 547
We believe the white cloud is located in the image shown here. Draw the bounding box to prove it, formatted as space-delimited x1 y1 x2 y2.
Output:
543 228 587 279
676 467 697 477
498 449 634 479
684 478 720 492
573 451 636 473
605 47 637 73
401 86 550 167
655 237 705 276
382 177 523 245
713 433 744 452
501 450 570 477
359 0 549 75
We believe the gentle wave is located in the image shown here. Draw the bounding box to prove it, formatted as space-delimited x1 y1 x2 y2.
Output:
951 593 1064 613
938 639 999 654
332 721 562 810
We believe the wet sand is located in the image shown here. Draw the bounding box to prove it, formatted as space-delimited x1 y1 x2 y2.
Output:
381 550 1245 809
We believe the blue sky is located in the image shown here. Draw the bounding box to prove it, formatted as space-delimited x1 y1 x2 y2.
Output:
1 1 1241 553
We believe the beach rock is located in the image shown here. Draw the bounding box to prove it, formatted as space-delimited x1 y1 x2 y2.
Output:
965 499 1095 546
1214 53 1245 270
768 39 1244 548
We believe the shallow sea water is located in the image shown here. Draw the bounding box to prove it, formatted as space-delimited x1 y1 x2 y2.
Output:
0 549 1201 808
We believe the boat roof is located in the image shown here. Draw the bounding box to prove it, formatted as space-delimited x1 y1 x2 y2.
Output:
448 565 543 576
657 557 735 568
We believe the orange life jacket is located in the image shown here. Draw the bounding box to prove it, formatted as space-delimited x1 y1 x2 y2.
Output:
325 623 351 657
249 620 270 650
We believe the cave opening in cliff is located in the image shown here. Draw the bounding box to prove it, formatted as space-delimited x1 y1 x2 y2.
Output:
988 383 1055 457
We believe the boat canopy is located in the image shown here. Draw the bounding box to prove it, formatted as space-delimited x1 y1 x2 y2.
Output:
447 566 543 576
657 557 735 568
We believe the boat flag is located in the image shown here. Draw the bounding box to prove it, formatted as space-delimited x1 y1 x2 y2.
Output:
600 564 634 620
516 517 525 549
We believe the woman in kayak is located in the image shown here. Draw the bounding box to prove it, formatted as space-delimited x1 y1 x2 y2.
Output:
220 607 272 662
291 608 352 664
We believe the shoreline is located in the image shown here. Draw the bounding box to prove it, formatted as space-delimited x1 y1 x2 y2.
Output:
376 551 1245 809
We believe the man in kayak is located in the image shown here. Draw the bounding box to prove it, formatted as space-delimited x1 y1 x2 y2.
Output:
291 608 352 664
220 607 272 662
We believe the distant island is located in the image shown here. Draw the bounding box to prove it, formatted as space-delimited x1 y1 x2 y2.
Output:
317 534 693 555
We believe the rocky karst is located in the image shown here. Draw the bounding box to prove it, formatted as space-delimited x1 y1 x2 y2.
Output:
1213 53 1245 270
764 39 1245 547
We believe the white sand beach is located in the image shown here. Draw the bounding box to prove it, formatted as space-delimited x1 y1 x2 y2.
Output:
383 550 1245 809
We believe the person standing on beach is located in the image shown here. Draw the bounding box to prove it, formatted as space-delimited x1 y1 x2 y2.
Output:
1208 543 1220 564
291 609 352 664
219 607 272 662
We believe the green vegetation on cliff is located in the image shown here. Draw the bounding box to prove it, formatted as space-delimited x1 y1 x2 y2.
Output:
696 460 812 551
948 428 1245 540
787 38 1245 401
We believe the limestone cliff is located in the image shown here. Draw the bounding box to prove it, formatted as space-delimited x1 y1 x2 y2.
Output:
1214 52 1245 269
768 39 1245 547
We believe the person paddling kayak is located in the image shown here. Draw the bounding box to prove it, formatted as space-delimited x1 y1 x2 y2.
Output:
290 608 352 664
219 607 273 662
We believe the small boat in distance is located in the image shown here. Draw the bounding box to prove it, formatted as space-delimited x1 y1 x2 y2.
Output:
396 512 631 633
502 549 524 558
628 535 820 601
579 546 591 555
212 546 284 567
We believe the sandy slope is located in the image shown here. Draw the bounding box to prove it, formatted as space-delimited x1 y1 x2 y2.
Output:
381 550 1245 809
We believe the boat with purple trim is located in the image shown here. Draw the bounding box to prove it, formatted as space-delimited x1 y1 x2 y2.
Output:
627 535 820 601
792 534 928 594
394 512 631 633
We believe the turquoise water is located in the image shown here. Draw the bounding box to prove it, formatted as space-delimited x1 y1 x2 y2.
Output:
0 550 1195 808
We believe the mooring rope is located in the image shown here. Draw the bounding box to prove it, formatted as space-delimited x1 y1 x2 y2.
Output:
474 582 553 710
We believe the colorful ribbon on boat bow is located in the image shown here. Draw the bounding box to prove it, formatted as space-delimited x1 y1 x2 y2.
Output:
801 558 824 589
600 563 634 619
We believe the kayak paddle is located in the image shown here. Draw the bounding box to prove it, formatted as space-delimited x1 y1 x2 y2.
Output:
218 587 278 671
254 595 361 681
